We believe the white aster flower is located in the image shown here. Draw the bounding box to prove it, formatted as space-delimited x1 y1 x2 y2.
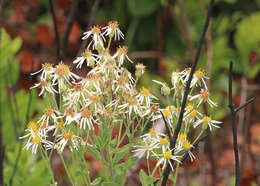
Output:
189 89 217 107
194 115 222 131
56 131 81 152
73 49 100 68
113 46 133 66
102 21 124 41
155 147 181 171
136 87 158 107
30 79 58 96
82 26 105 50
31 63 54 80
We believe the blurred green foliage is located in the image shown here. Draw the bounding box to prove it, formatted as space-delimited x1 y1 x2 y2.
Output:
0 30 50 185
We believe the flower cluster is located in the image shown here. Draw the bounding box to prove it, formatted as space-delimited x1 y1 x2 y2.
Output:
133 67 222 171
20 21 158 155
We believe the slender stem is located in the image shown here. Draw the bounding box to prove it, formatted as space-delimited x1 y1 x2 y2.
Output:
147 158 151 175
173 161 180 186
59 152 75 186
228 62 240 186
107 36 112 49
40 147 56 185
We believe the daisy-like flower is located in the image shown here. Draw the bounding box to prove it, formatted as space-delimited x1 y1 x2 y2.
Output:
38 107 60 127
141 128 165 142
78 108 96 130
189 89 217 107
194 115 222 131
136 87 158 107
64 84 87 106
118 97 142 118
113 46 133 66
182 140 195 162
63 107 80 124
56 131 81 152
82 25 105 50
20 132 53 154
52 62 80 92
73 49 100 68
190 69 209 89
184 104 202 124
102 21 124 41
155 147 181 171
31 63 54 80
30 79 57 96
132 140 158 159
157 136 170 152
85 94 102 111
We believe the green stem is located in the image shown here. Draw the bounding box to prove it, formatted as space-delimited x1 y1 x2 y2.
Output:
59 152 75 186
107 36 112 49
147 158 151 175
40 147 56 185
173 161 180 186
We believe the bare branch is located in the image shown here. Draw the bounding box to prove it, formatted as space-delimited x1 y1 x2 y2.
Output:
235 97 255 113
162 0 215 184
48 0 61 62
61 0 79 58
160 111 172 139
228 61 240 186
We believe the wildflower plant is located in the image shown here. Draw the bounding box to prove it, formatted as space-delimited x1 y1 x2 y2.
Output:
20 21 222 185
20 21 160 185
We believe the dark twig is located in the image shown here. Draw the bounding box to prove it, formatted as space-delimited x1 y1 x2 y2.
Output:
228 62 255 186
228 61 240 186
61 0 79 58
161 0 215 184
160 111 172 139
49 0 61 62
77 0 101 56
234 97 255 113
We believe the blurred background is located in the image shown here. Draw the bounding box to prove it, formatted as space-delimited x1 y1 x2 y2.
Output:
1 0 260 185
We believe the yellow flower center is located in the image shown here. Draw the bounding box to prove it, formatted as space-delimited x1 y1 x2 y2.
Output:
178 133 186 141
108 21 119 29
160 137 169 145
189 110 197 117
150 105 159 112
195 69 205 78
32 136 41 144
149 128 157 138
82 49 92 58
186 103 194 111
91 26 101 34
55 62 70 76
89 95 100 103
66 107 74 116
27 121 38 133
140 87 150 96
145 144 150 151
128 97 137 105
163 150 172 159
81 109 92 118
200 89 210 99
42 63 53 71
183 140 191 150
203 116 212 123
162 108 171 118
117 46 128 55
44 107 54 116
63 131 74 140
38 121 47 128
57 121 63 128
